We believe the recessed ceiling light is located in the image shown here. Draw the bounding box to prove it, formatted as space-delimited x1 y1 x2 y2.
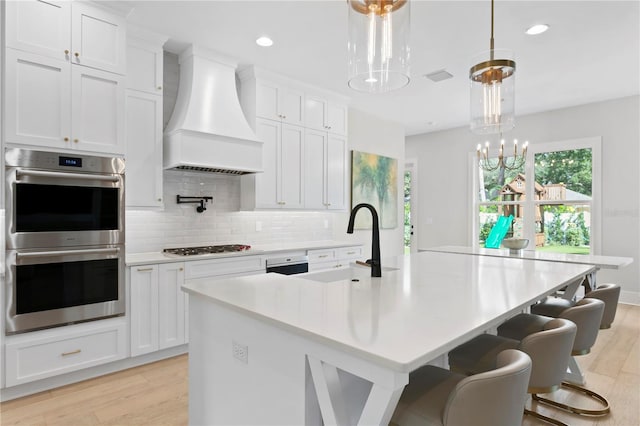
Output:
525 24 550 35
256 36 273 47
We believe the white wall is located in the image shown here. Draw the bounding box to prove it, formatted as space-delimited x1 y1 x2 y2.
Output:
406 96 640 304
332 108 406 261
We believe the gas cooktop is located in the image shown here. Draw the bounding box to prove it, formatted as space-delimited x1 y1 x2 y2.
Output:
163 244 252 256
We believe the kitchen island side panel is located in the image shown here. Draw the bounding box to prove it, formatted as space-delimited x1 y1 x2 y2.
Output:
188 295 319 425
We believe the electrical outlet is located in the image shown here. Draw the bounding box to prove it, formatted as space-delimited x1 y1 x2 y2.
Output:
232 341 248 364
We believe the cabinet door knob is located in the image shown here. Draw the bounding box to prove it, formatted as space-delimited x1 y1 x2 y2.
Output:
64 49 69 55
158 198 162 202
64 137 69 142
179 267 184 271
73 138 79 143
157 86 162 90
74 52 79 58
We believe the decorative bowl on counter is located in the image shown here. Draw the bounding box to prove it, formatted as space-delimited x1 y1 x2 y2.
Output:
502 238 529 254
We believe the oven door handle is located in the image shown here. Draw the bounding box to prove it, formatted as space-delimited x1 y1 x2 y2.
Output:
16 169 120 182
16 247 121 259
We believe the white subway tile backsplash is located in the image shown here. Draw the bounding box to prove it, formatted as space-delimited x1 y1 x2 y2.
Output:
126 170 334 253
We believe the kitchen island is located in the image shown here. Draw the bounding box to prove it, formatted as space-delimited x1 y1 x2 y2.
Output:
182 251 595 425
421 245 633 297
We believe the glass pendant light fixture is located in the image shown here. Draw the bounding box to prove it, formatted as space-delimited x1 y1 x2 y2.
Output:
470 0 516 134
347 0 410 93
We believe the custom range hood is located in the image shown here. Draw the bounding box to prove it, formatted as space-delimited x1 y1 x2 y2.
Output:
164 46 262 174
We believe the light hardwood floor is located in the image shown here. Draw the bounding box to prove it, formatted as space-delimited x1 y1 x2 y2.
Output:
1 304 638 425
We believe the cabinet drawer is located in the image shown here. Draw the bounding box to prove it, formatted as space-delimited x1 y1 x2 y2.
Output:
5 319 127 386
185 255 266 280
308 260 338 272
307 249 337 263
338 246 363 260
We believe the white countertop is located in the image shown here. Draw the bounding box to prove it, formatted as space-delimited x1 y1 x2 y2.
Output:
182 251 595 372
420 245 633 270
126 240 361 266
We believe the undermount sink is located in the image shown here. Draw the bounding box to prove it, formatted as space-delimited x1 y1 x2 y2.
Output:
301 264 399 283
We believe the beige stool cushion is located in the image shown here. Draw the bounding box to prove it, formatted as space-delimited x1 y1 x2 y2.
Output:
393 349 531 426
586 283 621 329
530 298 604 355
449 318 576 393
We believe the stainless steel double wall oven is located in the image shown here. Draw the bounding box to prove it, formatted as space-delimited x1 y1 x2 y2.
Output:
5 148 125 334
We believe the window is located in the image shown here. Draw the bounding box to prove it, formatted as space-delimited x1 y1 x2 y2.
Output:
472 137 601 254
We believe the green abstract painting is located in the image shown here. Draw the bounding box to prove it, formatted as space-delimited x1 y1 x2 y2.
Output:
351 150 398 229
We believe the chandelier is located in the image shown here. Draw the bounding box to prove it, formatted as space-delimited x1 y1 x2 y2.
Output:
477 139 528 172
470 0 516 134
347 0 410 93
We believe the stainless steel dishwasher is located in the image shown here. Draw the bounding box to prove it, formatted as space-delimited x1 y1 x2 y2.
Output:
265 255 309 275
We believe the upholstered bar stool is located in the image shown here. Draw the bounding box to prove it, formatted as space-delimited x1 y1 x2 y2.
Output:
499 298 609 417
531 283 620 329
586 283 621 329
448 318 577 426
391 349 532 426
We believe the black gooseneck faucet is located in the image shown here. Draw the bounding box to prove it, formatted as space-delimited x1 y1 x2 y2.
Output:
347 203 381 277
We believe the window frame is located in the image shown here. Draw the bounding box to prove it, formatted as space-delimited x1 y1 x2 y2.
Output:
470 136 602 254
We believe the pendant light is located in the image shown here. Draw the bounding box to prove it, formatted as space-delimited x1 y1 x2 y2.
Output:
347 0 410 93
470 0 516 134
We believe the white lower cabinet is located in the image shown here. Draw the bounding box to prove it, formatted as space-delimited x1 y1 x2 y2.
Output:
4 318 127 387
130 262 186 357
307 246 363 271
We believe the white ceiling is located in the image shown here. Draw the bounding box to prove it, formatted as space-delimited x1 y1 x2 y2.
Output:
122 0 639 136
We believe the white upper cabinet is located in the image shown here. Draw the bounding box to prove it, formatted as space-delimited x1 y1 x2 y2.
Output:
4 48 125 155
125 91 163 208
239 67 348 211
325 133 348 210
305 95 348 136
256 80 305 126
4 1 126 155
5 0 71 61
71 2 126 75
126 36 164 95
4 49 72 150
304 129 348 210
244 119 304 209
71 65 125 154
125 29 167 208
6 0 126 75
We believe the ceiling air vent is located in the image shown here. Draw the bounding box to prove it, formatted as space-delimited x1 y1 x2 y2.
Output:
425 69 453 82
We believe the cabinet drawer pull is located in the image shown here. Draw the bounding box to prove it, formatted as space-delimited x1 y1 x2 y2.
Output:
61 349 81 357
346 251 356 255
318 254 329 258
137 267 153 272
